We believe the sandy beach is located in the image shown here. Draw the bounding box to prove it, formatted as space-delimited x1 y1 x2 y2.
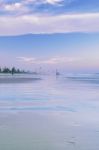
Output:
0 75 41 83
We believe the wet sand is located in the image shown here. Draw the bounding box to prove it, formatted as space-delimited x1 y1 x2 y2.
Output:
0 110 99 150
0 77 41 83
0 74 99 150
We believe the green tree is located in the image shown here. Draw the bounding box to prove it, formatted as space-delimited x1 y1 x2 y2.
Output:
3 67 11 73
11 67 16 75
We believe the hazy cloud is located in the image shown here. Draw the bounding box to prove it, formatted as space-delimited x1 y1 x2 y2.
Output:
17 57 36 63
0 13 99 35
17 56 79 64
23 0 64 5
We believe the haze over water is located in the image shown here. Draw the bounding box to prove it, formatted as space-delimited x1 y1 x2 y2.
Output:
0 74 99 150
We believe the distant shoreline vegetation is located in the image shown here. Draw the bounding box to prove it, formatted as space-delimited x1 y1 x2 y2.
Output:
0 67 29 75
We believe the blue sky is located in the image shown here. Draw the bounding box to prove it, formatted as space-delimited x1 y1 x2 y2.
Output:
0 0 99 72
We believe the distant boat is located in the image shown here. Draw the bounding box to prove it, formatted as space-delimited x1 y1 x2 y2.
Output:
56 70 60 76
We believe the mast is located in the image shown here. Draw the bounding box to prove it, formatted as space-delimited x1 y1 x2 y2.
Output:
56 69 60 76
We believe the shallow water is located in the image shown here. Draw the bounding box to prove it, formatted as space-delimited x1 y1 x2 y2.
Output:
0 74 99 150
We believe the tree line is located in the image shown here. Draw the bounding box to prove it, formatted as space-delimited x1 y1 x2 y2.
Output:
0 67 27 74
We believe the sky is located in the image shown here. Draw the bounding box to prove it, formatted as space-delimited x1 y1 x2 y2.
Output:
0 0 99 73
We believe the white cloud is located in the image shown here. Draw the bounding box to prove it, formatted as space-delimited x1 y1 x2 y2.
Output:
17 56 79 65
24 0 63 5
0 1 29 14
17 57 36 63
4 3 22 11
44 0 75 5
0 0 73 12
42 56 77 64
0 0 75 15
0 12 99 35
25 0 74 5
44 0 63 5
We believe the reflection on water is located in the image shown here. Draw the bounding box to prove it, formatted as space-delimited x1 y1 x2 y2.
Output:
0 74 99 150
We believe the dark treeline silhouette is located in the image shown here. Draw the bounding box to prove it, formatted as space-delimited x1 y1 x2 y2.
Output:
0 67 28 75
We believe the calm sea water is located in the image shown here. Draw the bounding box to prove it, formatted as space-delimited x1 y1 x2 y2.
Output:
0 74 99 150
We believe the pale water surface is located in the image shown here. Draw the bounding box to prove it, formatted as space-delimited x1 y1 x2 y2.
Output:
0 74 99 150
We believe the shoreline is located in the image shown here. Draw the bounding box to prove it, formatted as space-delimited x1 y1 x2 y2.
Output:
0 76 41 83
